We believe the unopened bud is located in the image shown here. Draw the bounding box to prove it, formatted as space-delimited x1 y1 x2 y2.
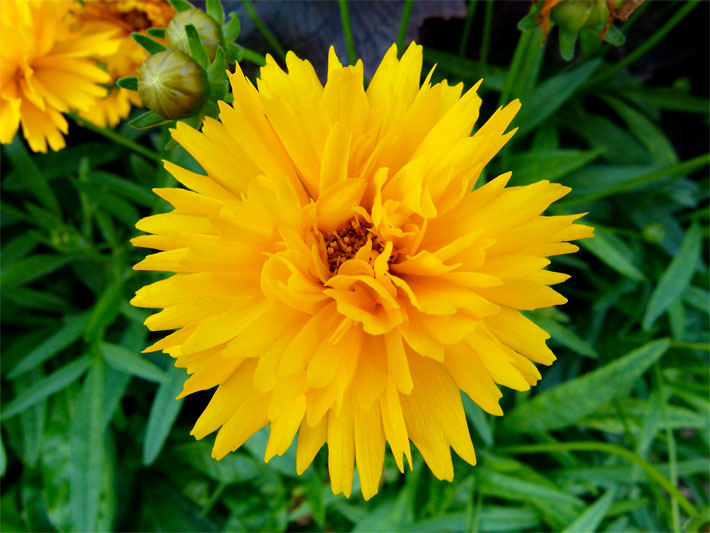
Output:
551 0 611 32
165 8 222 61
137 49 209 119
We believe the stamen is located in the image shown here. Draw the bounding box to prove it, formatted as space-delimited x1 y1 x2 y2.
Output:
325 218 385 273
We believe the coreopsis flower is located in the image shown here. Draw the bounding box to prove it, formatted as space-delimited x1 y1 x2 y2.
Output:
72 0 175 127
132 43 593 500
0 0 121 152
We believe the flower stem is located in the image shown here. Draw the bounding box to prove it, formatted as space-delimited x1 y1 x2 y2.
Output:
69 113 162 163
459 0 478 56
498 441 698 518
339 0 357 65
396 0 414 57
241 0 286 61
654 364 680 533
480 0 494 67
590 0 700 86
240 45 266 66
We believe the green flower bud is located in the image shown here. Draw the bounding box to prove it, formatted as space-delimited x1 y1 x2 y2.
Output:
643 222 666 244
165 8 222 61
137 49 209 120
551 0 593 32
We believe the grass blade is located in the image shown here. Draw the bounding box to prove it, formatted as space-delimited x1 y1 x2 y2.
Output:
143 365 185 465
579 228 645 281
562 488 617 532
100 343 167 383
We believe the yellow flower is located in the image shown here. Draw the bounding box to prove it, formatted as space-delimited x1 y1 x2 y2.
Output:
0 0 121 152
72 0 175 128
132 43 594 500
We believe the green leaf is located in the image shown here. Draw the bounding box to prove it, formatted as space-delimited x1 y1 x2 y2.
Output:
75 181 140 226
423 48 506 92
600 24 625 46
0 432 5 477
478 467 584 508
86 170 158 208
535 318 598 358
503 338 671 434
70 358 106 533
2 357 91 419
128 110 172 130
9 313 90 378
184 23 209 68
206 0 224 25
173 441 261 483
115 77 138 91
1 233 38 268
518 6 541 31
147 27 166 38
168 0 194 12
643 223 703 329
131 32 166 54
143 365 185 465
0 254 72 290
207 46 228 100
3 287 73 313
222 13 241 43
84 280 124 344
616 86 709 114
563 488 617 532
100 343 167 383
509 148 604 186
579 228 645 281
515 59 602 136
684 287 710 315
225 42 245 63
4 136 62 216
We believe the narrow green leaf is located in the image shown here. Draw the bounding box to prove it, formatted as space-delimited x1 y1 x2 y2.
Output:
600 24 625 46
100 343 167 383
207 46 228 100
84 280 124 344
70 358 105 533
563 488 617 532
303 468 325 526
0 254 72 290
503 338 671 434
127 110 172 129
146 27 166 38
75 181 140 226
2 357 91 419
9 313 90 378
509 148 604 185
131 32 167 54
579 228 645 281
206 0 224 25
184 23 209 68
616 86 709 114
515 59 602 136
86 170 158 208
643 224 703 329
143 365 185 465
558 28 578 61
684 287 710 315
1 233 38 268
478 467 584 507
4 136 62 216
0 432 6 477
115 77 138 91
535 319 598 358
423 48 506 92
168 0 194 12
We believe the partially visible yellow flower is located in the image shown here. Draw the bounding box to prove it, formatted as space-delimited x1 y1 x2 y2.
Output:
0 0 121 152
73 0 175 128
132 43 594 500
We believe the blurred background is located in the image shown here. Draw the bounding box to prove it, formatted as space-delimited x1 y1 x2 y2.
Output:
1 1 708 531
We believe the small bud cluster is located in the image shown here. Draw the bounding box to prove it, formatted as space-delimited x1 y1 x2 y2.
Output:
117 0 243 129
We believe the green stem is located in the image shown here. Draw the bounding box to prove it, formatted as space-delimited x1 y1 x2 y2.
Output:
339 0 357 65
498 441 698 518
557 153 710 209
240 45 266 66
498 27 534 107
458 0 478 56
69 113 162 163
396 0 414 56
655 365 680 533
241 0 286 61
590 0 700 86
480 0 494 66
670 341 710 352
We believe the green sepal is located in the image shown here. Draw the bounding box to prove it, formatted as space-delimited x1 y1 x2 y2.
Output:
601 24 626 46
207 46 228 100
518 4 542 31
168 0 194 12
115 77 138 91
184 24 209 68
131 33 167 54
128 110 173 130
225 42 244 63
206 0 225 26
146 28 166 38
559 27 578 61
222 13 241 43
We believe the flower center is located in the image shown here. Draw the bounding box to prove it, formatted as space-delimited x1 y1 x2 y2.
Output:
122 9 152 31
325 218 384 273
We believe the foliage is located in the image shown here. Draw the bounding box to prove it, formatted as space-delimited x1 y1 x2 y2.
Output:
1 1 708 531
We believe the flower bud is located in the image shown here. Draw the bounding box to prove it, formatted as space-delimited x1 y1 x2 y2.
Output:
137 49 209 119
165 8 222 61
551 0 611 32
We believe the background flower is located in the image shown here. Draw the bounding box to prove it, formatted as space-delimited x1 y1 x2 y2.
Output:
0 0 122 152
131 43 592 499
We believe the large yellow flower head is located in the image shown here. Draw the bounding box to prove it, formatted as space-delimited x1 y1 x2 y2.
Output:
0 0 121 152
132 43 593 500
72 0 175 128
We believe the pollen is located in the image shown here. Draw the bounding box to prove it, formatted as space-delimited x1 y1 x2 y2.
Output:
325 218 385 273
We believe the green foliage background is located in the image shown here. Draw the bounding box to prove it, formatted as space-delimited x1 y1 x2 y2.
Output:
1 1 708 531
